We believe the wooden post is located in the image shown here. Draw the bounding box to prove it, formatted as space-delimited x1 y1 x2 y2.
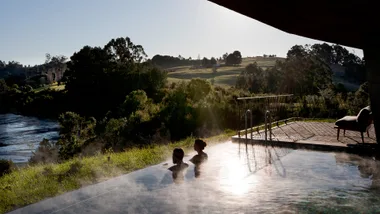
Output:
364 46 380 144
337 128 340 140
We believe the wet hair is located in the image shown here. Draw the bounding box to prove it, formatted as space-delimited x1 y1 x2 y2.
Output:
195 139 207 150
173 148 185 163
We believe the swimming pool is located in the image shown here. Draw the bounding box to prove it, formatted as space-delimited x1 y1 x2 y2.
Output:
10 141 380 214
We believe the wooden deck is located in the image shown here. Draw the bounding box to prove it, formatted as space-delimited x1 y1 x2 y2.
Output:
232 121 378 153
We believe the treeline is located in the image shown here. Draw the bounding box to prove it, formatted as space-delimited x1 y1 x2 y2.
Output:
150 50 243 69
150 55 195 69
0 61 25 79
0 55 67 88
236 43 365 95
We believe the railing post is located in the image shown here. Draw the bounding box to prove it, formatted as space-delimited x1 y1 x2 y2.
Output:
245 110 248 143
245 109 252 143
250 110 253 141
265 111 268 142
268 111 272 141
238 99 240 139
265 110 271 142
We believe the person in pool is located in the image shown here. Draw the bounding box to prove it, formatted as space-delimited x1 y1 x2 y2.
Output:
189 139 208 178
168 148 189 183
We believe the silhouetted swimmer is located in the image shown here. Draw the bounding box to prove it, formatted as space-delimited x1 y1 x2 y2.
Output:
189 139 208 178
168 148 189 183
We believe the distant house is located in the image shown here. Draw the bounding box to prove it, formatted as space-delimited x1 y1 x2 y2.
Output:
45 63 67 84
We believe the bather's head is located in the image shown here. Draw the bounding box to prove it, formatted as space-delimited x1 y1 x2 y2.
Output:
172 148 185 164
194 139 207 153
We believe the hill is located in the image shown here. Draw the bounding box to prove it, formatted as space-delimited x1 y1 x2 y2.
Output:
167 57 284 87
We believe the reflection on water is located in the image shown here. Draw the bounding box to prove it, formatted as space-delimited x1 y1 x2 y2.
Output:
164 142 380 213
19 141 380 214
0 114 59 163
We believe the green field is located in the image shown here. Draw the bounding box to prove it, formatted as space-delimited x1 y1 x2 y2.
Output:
34 82 65 93
167 57 282 87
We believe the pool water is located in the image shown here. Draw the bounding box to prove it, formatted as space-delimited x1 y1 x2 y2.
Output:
158 142 380 213
11 141 380 214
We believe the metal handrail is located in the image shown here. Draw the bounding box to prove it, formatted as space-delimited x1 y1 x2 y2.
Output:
245 109 253 142
236 117 300 135
265 110 272 142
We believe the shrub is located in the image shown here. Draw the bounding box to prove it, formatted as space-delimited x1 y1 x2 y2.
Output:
0 159 13 176
29 139 59 164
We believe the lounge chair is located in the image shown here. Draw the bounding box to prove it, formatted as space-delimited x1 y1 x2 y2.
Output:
335 106 372 143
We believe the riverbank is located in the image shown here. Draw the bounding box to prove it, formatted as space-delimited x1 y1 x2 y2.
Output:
0 130 234 214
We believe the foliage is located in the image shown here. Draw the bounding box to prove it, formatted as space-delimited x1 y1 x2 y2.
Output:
210 57 217 66
291 82 370 118
29 139 59 164
64 37 167 118
0 79 8 94
0 40 370 165
226 50 242 65
151 54 196 68
236 62 265 92
237 45 333 95
104 37 147 64
57 112 96 160
0 160 13 177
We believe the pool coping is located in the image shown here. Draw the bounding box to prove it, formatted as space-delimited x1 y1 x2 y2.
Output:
231 137 380 155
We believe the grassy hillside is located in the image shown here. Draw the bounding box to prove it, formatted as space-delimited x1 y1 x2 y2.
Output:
33 82 65 93
167 57 282 87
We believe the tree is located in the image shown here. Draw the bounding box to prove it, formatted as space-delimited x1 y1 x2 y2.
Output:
64 37 166 118
151 54 192 68
310 43 333 63
186 78 212 102
287 45 308 58
0 79 8 94
232 51 242 64
45 53 52 64
344 53 366 83
57 112 96 159
202 57 210 67
332 45 349 65
104 37 147 64
0 61 5 70
210 57 217 66
226 51 242 65
222 53 228 61
279 52 332 95
237 45 333 95
236 62 264 92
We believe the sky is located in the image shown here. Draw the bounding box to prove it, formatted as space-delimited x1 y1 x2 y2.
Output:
0 0 363 66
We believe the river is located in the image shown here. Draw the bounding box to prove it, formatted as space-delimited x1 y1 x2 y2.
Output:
0 114 59 163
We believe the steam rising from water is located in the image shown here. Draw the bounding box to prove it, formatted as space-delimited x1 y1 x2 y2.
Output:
10 141 380 213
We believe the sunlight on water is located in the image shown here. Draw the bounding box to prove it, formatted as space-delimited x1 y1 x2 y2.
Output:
219 155 253 195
